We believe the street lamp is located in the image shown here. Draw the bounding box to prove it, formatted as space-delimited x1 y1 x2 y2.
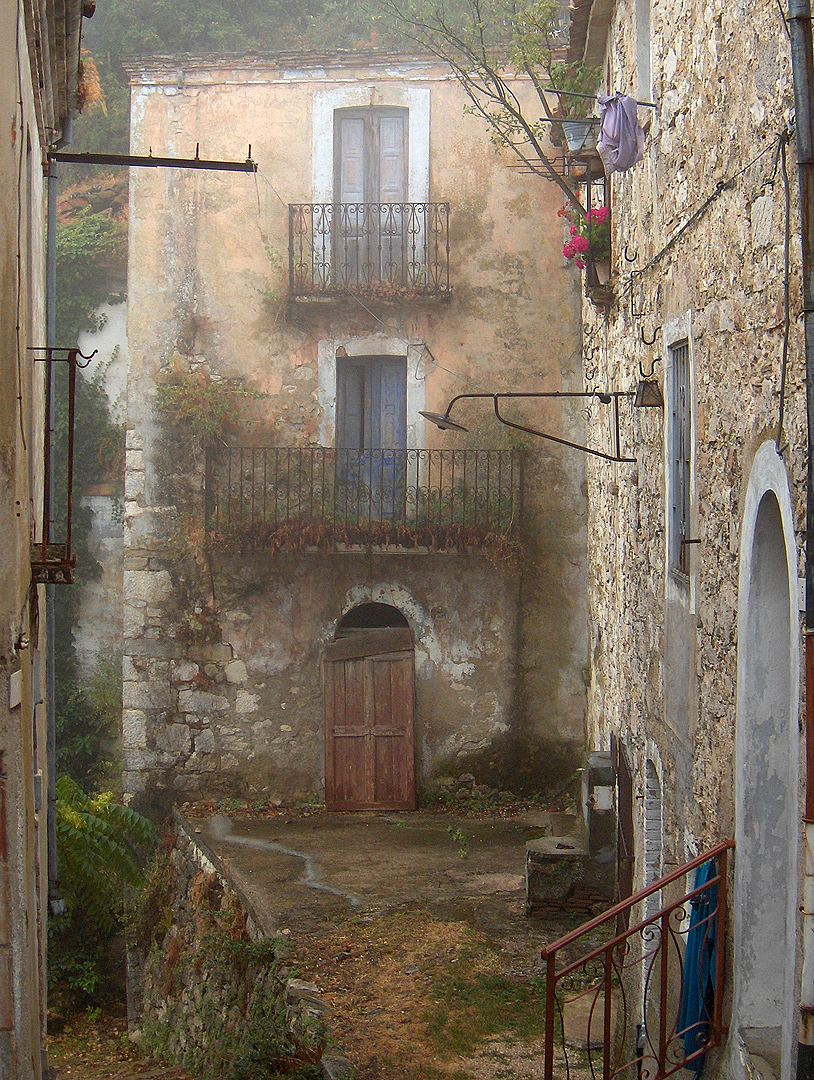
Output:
421 386 661 464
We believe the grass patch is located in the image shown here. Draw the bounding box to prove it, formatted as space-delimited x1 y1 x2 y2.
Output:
424 967 545 1055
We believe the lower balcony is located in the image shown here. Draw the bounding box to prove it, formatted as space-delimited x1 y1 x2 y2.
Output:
205 447 521 554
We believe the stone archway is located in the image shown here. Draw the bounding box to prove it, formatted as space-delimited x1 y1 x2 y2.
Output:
732 442 800 1080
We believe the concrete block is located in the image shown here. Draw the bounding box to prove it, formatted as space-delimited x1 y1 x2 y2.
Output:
188 644 232 663
194 729 216 754
122 710 148 748
172 660 200 684
235 690 260 714
123 680 172 710
525 836 611 914
155 723 193 755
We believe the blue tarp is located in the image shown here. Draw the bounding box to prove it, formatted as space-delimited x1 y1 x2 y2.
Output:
676 859 718 1074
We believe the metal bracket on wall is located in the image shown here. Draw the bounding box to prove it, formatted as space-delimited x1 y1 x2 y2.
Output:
29 347 97 585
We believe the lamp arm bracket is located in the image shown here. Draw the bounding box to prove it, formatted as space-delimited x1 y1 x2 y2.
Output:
492 398 635 463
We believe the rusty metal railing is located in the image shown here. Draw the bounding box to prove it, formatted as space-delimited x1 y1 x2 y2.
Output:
29 347 98 584
289 203 451 299
205 446 521 549
541 840 734 1080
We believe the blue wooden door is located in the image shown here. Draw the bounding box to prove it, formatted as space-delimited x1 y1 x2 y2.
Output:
336 356 407 519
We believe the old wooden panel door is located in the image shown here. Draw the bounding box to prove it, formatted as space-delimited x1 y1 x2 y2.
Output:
324 628 416 810
334 107 408 284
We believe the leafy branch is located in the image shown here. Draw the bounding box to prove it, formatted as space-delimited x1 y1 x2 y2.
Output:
380 0 592 214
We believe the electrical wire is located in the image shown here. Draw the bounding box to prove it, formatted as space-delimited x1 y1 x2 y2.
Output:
776 130 792 451
15 2 26 450
255 165 288 210
623 128 790 317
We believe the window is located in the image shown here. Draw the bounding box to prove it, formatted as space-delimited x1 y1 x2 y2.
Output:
336 355 407 452
333 108 409 286
668 339 691 573
334 107 408 205
336 355 407 517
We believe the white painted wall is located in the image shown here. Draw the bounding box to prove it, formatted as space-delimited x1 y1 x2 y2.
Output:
730 440 800 1080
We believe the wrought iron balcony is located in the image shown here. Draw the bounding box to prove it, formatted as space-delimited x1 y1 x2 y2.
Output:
288 203 451 300
205 447 520 553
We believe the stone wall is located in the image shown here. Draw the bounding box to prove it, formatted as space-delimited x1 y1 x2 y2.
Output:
576 0 804 860
122 52 590 814
131 813 350 1079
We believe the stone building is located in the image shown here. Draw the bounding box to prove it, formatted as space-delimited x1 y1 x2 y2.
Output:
122 52 589 815
566 0 807 1074
1 2 84 1076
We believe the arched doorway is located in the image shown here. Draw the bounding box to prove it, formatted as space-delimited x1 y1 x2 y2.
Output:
733 444 799 1079
323 603 416 810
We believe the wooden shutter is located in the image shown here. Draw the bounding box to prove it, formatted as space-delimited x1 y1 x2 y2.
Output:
365 358 406 450
338 116 366 203
336 359 365 450
378 114 407 203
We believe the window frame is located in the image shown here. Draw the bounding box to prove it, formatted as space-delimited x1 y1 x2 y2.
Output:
663 316 696 595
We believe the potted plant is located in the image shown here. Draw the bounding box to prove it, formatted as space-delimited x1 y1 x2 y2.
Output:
548 62 603 154
559 204 610 266
558 204 614 306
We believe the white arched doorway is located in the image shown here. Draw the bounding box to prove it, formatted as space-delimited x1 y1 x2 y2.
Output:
732 441 799 1080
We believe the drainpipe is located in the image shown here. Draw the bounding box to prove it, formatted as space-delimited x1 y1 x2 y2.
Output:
789 0 814 1074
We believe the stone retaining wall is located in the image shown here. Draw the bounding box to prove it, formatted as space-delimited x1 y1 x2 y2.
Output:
130 813 352 1079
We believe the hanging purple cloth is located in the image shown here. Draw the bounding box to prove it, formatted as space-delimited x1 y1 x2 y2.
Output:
596 93 645 173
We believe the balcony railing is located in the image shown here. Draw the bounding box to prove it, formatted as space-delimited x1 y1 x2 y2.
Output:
205 447 520 552
288 203 451 300
541 840 734 1080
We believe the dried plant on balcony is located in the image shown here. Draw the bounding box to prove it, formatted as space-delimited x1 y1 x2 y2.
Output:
207 517 520 561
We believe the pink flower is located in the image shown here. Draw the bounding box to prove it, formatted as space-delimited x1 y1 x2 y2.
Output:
588 206 609 225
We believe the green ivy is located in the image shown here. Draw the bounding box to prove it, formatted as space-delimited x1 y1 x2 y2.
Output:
155 369 246 446
50 777 156 1005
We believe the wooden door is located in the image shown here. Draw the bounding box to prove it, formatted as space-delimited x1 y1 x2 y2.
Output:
324 628 416 810
334 108 408 284
336 356 407 518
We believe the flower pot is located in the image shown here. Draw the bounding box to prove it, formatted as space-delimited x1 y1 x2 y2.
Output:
584 258 614 308
562 120 598 154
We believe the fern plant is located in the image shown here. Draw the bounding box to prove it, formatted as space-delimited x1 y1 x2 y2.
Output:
49 777 156 1004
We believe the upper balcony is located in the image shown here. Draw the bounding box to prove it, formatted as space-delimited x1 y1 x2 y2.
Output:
205 446 520 554
288 203 451 302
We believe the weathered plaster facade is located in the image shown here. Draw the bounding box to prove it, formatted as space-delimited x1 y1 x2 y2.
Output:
123 53 589 813
0 3 84 1076
570 0 806 1074
75 304 128 682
